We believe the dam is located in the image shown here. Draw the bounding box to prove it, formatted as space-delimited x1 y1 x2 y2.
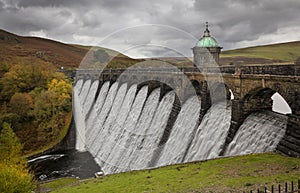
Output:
71 24 300 174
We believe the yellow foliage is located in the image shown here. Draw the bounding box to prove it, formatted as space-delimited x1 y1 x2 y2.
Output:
48 78 72 102
0 163 34 193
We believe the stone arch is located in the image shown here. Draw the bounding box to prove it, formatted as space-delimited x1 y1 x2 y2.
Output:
137 80 161 97
242 87 292 116
136 80 174 102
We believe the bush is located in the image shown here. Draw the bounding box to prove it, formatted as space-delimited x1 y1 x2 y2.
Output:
0 123 34 192
0 163 34 193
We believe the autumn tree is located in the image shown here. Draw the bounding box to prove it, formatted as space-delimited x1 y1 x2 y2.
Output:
0 122 34 192
0 63 54 102
9 92 33 119
0 122 23 164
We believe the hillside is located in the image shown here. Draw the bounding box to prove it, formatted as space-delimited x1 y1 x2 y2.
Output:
220 41 300 65
0 29 88 69
0 29 141 73
0 29 143 156
40 153 300 193
1 29 299 70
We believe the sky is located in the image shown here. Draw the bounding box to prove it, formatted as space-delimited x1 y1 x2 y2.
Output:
1 0 300 58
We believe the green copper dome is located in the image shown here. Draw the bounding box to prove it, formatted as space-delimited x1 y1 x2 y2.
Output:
196 22 219 47
196 36 218 47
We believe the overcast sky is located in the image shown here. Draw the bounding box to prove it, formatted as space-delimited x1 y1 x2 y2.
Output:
1 0 300 58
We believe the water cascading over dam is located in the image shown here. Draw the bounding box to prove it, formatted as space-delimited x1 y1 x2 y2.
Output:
73 79 288 174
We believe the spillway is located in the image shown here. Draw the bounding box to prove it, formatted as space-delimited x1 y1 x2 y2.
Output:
73 79 288 174
184 102 232 161
224 111 287 156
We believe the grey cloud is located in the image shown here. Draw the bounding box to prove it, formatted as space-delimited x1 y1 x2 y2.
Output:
16 0 88 8
0 0 299 56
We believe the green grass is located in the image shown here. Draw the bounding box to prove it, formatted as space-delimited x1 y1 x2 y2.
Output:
221 41 300 62
41 153 300 193
38 178 78 192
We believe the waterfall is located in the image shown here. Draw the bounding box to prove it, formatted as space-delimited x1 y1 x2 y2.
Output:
91 83 129 159
224 111 287 156
73 79 288 175
73 79 89 151
87 82 119 155
100 86 149 173
155 96 201 166
184 102 231 161
85 81 110 140
93 84 137 172
83 80 99 116
127 90 175 171
79 80 91 105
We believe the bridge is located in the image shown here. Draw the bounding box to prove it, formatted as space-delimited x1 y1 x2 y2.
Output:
71 61 300 157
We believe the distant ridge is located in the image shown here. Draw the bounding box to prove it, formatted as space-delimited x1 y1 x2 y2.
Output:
221 41 300 65
0 29 89 68
0 29 138 70
1 29 299 69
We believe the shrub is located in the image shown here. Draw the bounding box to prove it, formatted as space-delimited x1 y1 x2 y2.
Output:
0 163 34 193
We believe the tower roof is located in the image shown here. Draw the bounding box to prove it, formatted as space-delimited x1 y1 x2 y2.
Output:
196 22 219 48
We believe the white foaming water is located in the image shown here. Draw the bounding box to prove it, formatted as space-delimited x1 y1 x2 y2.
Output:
131 91 175 170
73 80 87 151
94 84 137 170
101 86 149 174
156 96 201 167
184 102 231 161
79 80 91 105
224 111 287 156
91 83 128 156
87 82 119 154
74 79 83 94
74 79 288 175
83 80 99 116
85 81 110 140
116 88 160 172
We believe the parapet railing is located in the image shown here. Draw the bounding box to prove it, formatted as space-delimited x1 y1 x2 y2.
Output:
61 62 300 78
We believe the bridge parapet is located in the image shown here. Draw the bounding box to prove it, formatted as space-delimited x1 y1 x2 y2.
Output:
64 62 299 80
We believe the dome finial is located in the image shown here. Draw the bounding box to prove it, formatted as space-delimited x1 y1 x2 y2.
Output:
204 22 210 37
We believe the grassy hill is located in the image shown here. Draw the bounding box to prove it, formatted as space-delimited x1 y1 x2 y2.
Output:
0 29 88 70
39 153 300 193
220 41 300 65
1 29 299 70
0 29 142 73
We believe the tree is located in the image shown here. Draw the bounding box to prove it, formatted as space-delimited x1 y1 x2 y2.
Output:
0 63 55 101
0 122 23 164
9 92 33 119
47 78 72 112
34 90 57 123
0 122 34 193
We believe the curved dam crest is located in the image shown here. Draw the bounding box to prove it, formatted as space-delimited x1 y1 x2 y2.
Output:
73 79 288 174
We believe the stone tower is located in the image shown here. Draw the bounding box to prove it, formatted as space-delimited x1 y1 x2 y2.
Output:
193 22 222 68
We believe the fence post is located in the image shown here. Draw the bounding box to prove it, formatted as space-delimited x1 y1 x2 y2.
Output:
264 187 267 193
298 179 300 193
291 181 294 192
272 185 274 193
285 182 288 193
279 184 281 193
